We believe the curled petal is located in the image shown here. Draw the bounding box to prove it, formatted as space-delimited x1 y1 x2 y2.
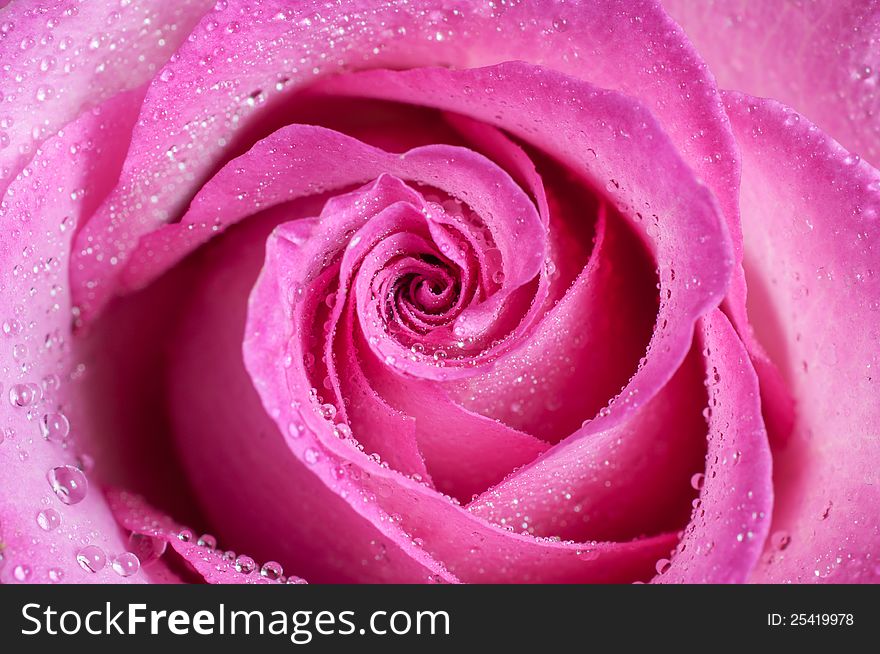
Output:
0 0 214 193
654 310 773 584
107 490 305 584
724 92 880 583
663 0 880 167
0 90 146 584
70 0 740 325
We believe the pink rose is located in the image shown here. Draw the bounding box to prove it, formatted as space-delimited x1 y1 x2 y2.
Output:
0 0 877 584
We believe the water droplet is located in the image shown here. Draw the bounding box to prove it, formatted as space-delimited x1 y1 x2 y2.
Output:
9 383 39 407
655 558 671 575
36 508 61 531
13 564 31 582
111 552 140 577
552 17 569 32
197 533 217 549
304 448 320 465
234 555 256 574
40 412 70 443
690 473 705 491
177 528 194 542
47 567 64 583
2 318 22 337
319 403 337 420
128 533 167 565
260 561 283 580
76 545 106 572
48 465 88 505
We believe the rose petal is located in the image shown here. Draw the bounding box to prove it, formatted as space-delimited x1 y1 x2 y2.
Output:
0 89 148 584
107 490 305 584
70 0 740 326
663 0 880 167
467 342 707 543
446 200 657 443
0 0 214 193
654 309 773 583
164 205 460 582
723 92 880 583
242 191 686 585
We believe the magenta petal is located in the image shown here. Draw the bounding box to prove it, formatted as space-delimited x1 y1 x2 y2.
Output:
69 0 741 323
314 61 731 460
724 93 880 583
446 203 657 443
467 344 707 544
663 0 880 167
165 209 459 583
0 90 146 584
0 0 213 194
107 490 305 584
244 200 680 584
654 310 773 584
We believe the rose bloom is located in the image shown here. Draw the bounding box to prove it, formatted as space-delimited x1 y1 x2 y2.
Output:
0 0 877 585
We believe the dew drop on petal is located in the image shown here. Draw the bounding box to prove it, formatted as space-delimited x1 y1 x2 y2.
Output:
260 561 283 580
36 508 61 531
48 465 88 505
234 555 256 574
76 545 106 572
40 412 70 443
128 533 167 565
690 473 705 491
197 533 217 549
111 552 140 577
13 564 31 582
9 383 38 408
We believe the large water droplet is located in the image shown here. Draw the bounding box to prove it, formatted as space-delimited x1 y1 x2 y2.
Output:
260 560 283 580
111 552 140 577
197 533 217 549
76 545 106 572
128 533 167 565
48 465 88 505
9 383 39 407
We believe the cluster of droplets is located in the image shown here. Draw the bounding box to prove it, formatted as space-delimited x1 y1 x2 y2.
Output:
175 527 299 583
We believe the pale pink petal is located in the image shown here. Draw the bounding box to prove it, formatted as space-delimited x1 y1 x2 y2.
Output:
0 90 149 584
724 92 880 583
0 0 214 193
446 201 656 443
663 0 880 167
655 310 773 584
